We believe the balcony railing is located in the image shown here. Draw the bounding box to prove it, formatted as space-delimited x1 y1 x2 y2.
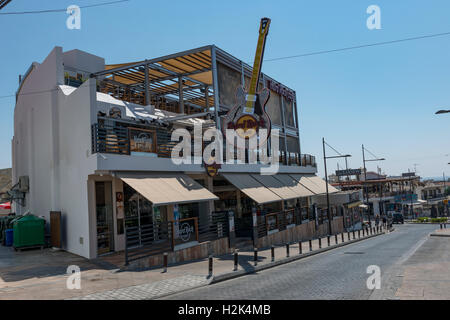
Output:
91 119 317 168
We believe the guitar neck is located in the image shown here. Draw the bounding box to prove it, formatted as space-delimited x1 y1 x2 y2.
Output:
248 34 267 95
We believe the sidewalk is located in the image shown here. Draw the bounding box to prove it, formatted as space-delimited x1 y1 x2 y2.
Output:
0 228 386 300
395 228 450 300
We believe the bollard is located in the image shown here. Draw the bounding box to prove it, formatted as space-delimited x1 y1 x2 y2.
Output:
373 227 376 234
348 232 351 241
299 241 302 254
445 224 447 229
271 245 275 262
440 224 443 229
352 230 356 240
342 233 345 243
208 255 213 277
327 236 330 247
358 230 360 238
335 234 338 245
163 252 168 273
233 250 238 271
362 228 365 237
370 227 372 235
254 248 258 266
318 238 322 249
309 239 312 252
286 243 290 258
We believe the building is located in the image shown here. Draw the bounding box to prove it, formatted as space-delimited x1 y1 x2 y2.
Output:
11 46 343 264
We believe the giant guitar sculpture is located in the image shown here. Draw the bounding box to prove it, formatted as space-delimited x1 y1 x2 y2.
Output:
222 17 272 146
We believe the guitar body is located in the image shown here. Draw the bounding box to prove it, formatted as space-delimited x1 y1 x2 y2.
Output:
222 86 271 146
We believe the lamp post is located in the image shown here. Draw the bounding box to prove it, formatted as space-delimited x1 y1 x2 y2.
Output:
362 144 385 225
323 138 352 235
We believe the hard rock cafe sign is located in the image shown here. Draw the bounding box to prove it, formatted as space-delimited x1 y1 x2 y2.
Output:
204 156 221 177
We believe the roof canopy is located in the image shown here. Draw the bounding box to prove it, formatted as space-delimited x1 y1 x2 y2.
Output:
93 46 214 111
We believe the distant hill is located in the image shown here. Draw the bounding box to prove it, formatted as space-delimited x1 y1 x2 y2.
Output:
0 168 12 195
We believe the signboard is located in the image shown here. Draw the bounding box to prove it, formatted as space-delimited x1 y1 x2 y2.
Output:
402 172 416 178
204 156 222 177
394 194 418 203
129 127 157 153
336 169 362 177
266 79 295 101
173 218 198 246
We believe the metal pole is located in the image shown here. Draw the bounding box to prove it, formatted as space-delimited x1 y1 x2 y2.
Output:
254 247 258 266
299 241 302 254
208 255 213 277
286 243 290 258
233 250 238 271
271 245 275 262
323 138 332 235
362 145 370 225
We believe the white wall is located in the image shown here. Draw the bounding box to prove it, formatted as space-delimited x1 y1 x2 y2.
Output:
13 47 104 258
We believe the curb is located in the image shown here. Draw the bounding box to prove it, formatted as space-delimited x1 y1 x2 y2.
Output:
430 233 450 237
210 231 387 285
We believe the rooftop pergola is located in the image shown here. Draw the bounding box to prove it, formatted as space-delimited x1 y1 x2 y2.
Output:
91 46 216 116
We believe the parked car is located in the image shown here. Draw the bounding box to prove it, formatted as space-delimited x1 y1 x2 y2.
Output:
392 213 404 224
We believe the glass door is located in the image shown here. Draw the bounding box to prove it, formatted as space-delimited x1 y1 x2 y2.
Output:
95 181 114 255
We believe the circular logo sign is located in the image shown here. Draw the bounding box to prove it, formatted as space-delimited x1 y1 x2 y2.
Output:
179 222 194 242
235 115 259 139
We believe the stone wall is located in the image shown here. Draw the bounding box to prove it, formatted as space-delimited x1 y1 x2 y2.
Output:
256 217 344 249
128 237 231 270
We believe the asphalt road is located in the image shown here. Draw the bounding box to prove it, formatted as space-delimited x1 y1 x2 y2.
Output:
162 224 437 300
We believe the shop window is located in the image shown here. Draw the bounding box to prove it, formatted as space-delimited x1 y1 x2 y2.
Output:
178 202 200 220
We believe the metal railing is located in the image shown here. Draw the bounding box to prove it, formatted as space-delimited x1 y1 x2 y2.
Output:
124 212 229 265
91 119 317 168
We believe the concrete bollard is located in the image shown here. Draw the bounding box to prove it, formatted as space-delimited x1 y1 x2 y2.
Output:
327 236 330 247
286 243 290 258
309 239 312 252
254 248 258 266
233 250 238 271
318 238 322 249
299 241 302 254
335 234 338 245
271 245 275 262
163 252 168 273
208 255 213 277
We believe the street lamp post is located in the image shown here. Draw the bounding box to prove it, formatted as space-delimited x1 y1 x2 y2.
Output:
362 144 385 225
323 138 352 235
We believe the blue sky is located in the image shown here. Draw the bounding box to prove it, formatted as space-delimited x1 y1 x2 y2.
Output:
0 0 449 178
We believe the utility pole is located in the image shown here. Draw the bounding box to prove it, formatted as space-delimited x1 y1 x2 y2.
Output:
323 138 332 235
362 145 369 224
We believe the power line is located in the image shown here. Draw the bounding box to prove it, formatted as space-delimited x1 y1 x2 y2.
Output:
265 31 450 62
0 0 130 15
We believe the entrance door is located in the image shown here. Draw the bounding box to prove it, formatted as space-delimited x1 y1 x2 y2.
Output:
95 181 114 255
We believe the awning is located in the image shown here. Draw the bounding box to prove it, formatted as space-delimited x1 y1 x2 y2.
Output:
221 173 282 204
118 172 218 206
290 174 339 195
250 174 299 201
272 174 315 197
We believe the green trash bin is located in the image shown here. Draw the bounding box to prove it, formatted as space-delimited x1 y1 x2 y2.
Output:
13 215 45 249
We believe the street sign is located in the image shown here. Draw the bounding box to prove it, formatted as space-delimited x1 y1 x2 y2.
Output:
335 169 361 177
